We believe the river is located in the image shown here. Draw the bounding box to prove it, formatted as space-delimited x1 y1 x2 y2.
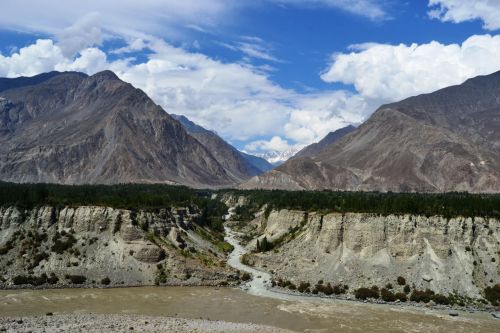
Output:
0 227 498 332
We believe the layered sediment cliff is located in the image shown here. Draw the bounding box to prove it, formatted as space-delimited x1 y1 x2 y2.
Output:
0 205 237 287
246 209 500 299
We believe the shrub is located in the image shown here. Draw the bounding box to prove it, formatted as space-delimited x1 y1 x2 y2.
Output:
241 272 251 281
323 283 334 296
65 275 86 284
395 292 407 302
297 282 311 293
381 288 397 302
12 275 31 285
47 273 59 285
288 283 297 290
355 287 379 300
432 294 450 305
385 283 393 290
404 285 411 294
101 277 111 285
410 289 435 303
484 284 500 305
51 233 77 254
397 276 406 286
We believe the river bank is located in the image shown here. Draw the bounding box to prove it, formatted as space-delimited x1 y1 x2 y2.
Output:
0 314 293 333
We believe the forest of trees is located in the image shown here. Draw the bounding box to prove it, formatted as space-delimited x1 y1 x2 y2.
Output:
0 182 226 232
1 182 499 222
225 189 500 218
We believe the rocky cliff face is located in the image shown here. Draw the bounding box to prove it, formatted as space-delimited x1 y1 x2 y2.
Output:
172 114 273 180
246 209 500 299
0 205 237 287
0 71 240 187
242 71 500 192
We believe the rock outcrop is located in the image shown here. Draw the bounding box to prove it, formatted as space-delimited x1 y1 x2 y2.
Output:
0 205 236 287
172 114 274 180
246 209 500 299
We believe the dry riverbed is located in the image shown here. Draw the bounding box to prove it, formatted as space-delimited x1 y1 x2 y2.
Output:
0 314 293 333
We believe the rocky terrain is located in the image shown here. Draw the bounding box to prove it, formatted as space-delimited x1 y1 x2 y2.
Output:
0 71 265 187
0 314 293 333
0 205 241 288
242 71 500 192
233 207 500 303
293 125 356 158
173 114 274 180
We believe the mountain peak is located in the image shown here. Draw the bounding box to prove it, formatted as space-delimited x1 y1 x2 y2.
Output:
91 70 120 81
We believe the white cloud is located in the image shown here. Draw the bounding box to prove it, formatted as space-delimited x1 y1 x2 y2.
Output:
0 39 65 77
321 34 500 102
0 0 240 40
219 36 282 63
0 34 373 156
245 136 298 153
270 0 389 20
56 12 103 57
428 0 500 30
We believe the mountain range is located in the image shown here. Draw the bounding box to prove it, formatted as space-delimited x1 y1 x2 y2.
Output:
242 71 500 192
0 71 271 187
1 69 499 192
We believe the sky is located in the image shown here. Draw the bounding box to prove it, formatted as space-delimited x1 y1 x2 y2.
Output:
1 0 500 159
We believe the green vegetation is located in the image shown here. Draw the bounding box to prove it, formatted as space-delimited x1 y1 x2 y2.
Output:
397 276 406 286
155 264 168 285
51 231 77 254
484 284 500 305
255 237 273 252
240 272 251 281
225 189 500 218
65 275 86 284
13 273 58 286
381 288 397 302
0 183 227 233
101 277 111 285
354 287 380 300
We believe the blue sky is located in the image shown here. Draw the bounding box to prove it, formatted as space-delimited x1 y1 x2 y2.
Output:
0 0 499 161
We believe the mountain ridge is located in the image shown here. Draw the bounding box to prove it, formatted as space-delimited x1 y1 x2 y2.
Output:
0 71 242 187
241 70 500 192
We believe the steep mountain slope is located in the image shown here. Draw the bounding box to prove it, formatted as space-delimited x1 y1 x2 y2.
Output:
0 71 239 187
242 71 500 192
0 71 74 93
172 114 274 179
294 125 355 158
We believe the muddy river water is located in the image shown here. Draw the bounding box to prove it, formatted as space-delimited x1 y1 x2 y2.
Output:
0 227 498 332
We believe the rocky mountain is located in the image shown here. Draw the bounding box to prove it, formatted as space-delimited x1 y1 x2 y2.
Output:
172 114 274 179
0 71 248 187
242 71 500 192
294 125 356 158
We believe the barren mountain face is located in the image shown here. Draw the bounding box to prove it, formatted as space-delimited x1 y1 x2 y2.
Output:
172 114 274 181
0 71 240 187
242 71 500 192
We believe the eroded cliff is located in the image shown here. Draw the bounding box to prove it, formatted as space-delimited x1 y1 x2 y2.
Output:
244 209 500 299
0 205 238 287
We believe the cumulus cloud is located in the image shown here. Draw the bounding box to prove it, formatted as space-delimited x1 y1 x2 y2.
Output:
245 136 299 153
321 34 500 102
428 0 500 30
